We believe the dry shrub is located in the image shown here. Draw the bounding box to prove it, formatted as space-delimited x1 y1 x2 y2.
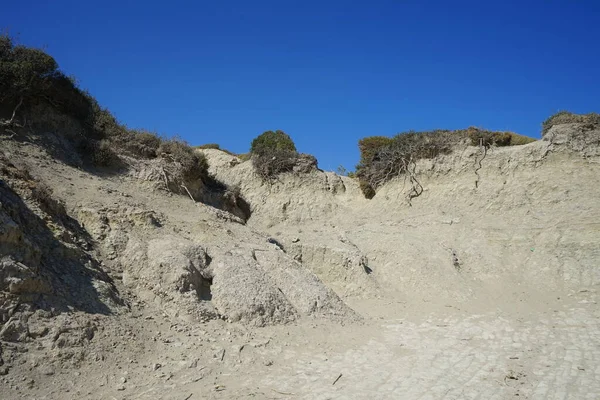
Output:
115 129 162 158
356 130 463 197
31 182 67 219
159 138 208 181
0 155 33 182
356 127 535 198
197 143 238 157
197 143 220 150
251 149 299 181
359 180 376 199
91 140 120 167
465 127 536 147
237 153 251 162
542 111 600 136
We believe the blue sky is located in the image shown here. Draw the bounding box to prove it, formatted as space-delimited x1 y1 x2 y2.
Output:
2 1 599 171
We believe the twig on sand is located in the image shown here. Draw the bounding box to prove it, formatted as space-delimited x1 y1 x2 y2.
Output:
220 349 226 361
183 394 193 400
181 184 196 203
271 389 296 396
332 373 343 385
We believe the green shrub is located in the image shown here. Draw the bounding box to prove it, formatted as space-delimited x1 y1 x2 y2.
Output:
1 34 216 193
542 111 600 136
357 136 394 169
0 34 93 128
249 130 305 180
359 180 376 199
250 130 297 154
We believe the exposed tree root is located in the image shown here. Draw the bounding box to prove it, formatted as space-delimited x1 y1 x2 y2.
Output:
474 143 488 188
405 159 423 206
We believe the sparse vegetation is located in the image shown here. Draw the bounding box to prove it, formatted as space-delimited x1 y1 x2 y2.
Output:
356 130 464 198
158 138 208 181
542 111 600 136
30 182 68 220
196 143 221 150
356 128 535 198
466 127 536 147
237 153 251 162
91 139 121 167
0 34 210 186
0 34 92 131
196 143 237 156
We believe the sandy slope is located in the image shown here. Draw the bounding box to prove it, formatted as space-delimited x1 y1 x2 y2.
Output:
1 122 599 399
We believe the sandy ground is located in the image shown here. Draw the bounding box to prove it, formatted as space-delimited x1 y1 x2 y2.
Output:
2 130 600 399
2 290 598 399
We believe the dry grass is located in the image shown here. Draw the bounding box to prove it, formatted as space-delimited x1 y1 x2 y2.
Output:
542 111 600 136
159 138 209 182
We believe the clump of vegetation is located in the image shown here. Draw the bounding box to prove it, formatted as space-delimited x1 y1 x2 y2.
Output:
356 130 462 199
158 138 208 181
250 130 297 154
196 143 237 156
117 129 162 158
356 127 535 199
196 143 221 150
542 111 600 136
91 139 121 167
0 34 209 184
30 182 68 220
249 130 312 180
465 127 536 147
0 34 94 137
237 153 251 162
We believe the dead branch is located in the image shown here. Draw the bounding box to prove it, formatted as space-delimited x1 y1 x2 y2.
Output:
161 167 170 189
5 129 18 139
0 97 24 127
181 184 196 203
271 389 296 396
332 373 343 385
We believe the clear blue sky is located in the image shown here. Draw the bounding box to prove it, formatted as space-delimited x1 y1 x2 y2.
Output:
2 1 599 171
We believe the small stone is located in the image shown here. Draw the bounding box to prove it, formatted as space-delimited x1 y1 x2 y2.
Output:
116 385 125 391
0 366 9 376
292 238 300 243
120 376 127 384
152 363 161 371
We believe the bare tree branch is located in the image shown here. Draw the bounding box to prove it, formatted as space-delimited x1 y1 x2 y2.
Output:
0 96 24 127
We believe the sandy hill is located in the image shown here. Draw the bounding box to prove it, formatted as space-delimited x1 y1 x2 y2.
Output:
0 120 599 399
